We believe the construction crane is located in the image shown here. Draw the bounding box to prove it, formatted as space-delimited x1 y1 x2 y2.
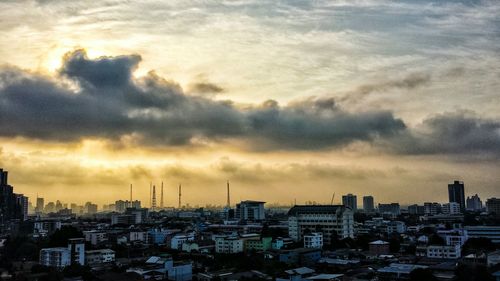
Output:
330 193 335 205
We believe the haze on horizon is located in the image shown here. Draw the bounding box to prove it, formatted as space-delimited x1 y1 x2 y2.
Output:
0 0 499 206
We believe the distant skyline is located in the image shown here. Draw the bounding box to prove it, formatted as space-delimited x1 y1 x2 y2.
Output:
0 1 499 205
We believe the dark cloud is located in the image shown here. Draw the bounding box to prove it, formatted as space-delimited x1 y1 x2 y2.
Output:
386 112 500 156
0 49 406 150
340 72 431 103
187 82 224 95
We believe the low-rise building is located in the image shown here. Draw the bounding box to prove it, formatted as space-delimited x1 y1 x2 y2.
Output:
427 244 461 259
85 249 115 266
215 236 244 254
83 231 108 246
369 240 390 255
39 247 71 268
304 233 323 249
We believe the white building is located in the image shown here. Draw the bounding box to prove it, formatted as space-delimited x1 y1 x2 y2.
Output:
68 238 85 266
235 200 266 221
426 244 461 259
442 202 461 215
215 236 244 254
85 249 115 266
83 231 108 246
437 229 468 247
39 248 71 268
386 221 406 234
129 230 148 243
465 226 500 243
304 233 323 249
288 205 354 245
170 232 195 250
33 220 61 237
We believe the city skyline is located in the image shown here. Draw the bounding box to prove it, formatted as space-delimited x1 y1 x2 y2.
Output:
1 1 500 205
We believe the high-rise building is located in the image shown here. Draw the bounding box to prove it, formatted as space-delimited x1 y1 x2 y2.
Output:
448 180 465 212
36 197 44 213
363 196 374 213
288 205 354 245
342 194 357 211
235 200 265 221
0 168 28 225
466 194 483 211
486 198 500 216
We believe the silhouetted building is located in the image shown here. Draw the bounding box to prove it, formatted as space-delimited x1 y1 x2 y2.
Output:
448 180 465 212
466 194 483 211
0 168 28 226
486 198 500 216
342 194 357 211
363 196 374 212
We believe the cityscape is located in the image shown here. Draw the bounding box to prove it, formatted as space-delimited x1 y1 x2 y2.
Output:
1 1 500 281
1 167 500 280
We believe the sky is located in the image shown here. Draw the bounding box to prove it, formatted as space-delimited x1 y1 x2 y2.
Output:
0 0 499 207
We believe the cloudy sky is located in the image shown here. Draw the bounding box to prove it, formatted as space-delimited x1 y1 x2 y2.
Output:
0 0 499 207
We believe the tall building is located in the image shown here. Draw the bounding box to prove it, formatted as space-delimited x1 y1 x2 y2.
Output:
288 205 354 245
0 168 28 225
342 194 357 211
466 194 483 211
235 200 265 221
448 180 465 212
486 198 500 216
36 197 44 213
363 196 374 213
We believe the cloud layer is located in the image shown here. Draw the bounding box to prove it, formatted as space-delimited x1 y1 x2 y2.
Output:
0 49 406 150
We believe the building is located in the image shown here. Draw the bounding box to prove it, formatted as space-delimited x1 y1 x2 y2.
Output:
442 202 461 215
426 244 461 259
39 248 71 268
342 194 357 211
363 196 374 213
424 202 442 215
448 180 465 212
36 197 44 213
466 194 483 211
127 256 192 281
378 203 400 217
85 249 115 266
215 236 244 253
33 220 62 237
369 240 390 255
437 229 468 247
245 236 272 251
465 226 500 243
288 205 354 245
83 231 108 246
408 204 425 215
235 200 265 221
0 168 28 226
304 233 323 249
279 248 322 266
486 198 500 216
170 232 195 250
68 238 85 266
377 264 428 281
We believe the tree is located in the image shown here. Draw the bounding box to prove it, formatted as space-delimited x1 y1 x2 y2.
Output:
462 238 496 255
48 226 83 247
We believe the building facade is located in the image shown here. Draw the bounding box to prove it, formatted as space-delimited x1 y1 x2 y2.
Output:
288 205 354 245
448 180 465 212
342 194 357 211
